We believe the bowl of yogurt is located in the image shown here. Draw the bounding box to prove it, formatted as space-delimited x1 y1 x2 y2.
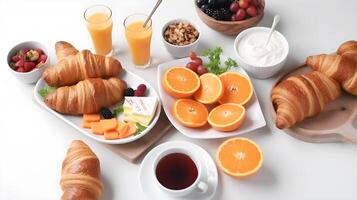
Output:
234 27 289 79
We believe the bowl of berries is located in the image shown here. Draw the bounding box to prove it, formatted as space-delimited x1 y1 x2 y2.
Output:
7 41 49 84
195 0 265 35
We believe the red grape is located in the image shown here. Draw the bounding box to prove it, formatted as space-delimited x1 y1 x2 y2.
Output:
186 62 198 73
229 2 239 13
235 9 246 21
189 51 198 60
231 14 237 21
192 57 203 66
239 0 249 9
197 65 208 75
251 0 260 7
246 6 258 17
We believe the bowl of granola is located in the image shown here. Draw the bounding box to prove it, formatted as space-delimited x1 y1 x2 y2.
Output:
162 19 201 58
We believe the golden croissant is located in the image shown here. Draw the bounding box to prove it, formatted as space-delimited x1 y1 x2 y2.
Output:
60 140 103 200
55 41 79 61
43 42 123 87
272 71 341 129
306 41 357 95
337 40 357 62
45 77 126 115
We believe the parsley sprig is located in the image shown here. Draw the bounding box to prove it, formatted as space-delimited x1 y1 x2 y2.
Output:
202 47 238 75
38 86 56 97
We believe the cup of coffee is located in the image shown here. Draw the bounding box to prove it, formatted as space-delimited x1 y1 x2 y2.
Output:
152 148 208 197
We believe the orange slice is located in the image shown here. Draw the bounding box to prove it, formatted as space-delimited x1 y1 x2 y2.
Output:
208 103 245 132
173 99 208 128
218 72 253 105
162 67 200 98
193 73 223 104
217 137 263 178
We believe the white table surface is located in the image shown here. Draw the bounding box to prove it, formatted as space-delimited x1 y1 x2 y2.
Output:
1 0 357 199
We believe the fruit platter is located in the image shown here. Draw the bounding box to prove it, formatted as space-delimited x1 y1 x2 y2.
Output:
2 0 357 200
158 49 266 139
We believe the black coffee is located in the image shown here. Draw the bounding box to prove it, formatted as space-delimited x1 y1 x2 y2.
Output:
155 153 198 190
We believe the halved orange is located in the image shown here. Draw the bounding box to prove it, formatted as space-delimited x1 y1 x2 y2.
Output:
193 73 223 104
217 137 263 178
162 67 200 98
208 103 245 132
218 72 253 105
173 99 208 128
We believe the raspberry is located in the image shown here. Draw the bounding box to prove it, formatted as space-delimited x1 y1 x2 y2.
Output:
100 108 113 119
135 84 147 96
124 88 135 96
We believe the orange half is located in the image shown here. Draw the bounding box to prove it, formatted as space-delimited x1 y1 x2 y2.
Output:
218 72 253 105
217 137 263 178
162 67 200 98
173 99 208 128
194 73 224 104
208 103 246 132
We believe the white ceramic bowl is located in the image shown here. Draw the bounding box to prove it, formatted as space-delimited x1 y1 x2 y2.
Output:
7 41 50 84
234 27 289 79
162 19 201 58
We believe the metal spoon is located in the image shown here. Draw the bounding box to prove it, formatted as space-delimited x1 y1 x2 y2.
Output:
264 15 280 47
143 0 163 27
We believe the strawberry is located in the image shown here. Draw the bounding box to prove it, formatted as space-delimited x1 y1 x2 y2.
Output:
11 55 20 62
35 48 43 55
16 67 26 72
23 61 36 72
15 59 24 67
39 54 47 63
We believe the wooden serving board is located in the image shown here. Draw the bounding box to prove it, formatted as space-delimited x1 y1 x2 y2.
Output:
270 65 357 143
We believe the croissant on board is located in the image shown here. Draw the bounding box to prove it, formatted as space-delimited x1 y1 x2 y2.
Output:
43 42 123 87
45 77 126 115
272 71 341 129
60 140 103 200
55 41 79 61
337 40 357 63
306 41 357 95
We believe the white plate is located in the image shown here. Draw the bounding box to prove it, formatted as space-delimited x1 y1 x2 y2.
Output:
139 141 218 200
157 56 266 139
33 69 161 144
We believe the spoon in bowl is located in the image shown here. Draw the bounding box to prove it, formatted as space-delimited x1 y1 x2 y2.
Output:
143 0 163 27
264 15 280 47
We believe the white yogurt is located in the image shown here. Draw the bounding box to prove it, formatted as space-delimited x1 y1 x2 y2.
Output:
237 30 286 66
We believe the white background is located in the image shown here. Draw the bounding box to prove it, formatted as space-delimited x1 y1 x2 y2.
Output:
1 0 357 199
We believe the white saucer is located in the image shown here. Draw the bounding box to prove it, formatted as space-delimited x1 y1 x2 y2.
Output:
139 141 218 200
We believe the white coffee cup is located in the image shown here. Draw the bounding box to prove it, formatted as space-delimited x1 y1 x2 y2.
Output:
152 147 208 197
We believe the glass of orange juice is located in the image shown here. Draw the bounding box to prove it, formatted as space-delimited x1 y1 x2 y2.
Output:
84 5 113 56
124 14 152 68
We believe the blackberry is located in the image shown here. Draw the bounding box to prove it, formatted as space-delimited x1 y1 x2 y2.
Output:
200 4 209 12
218 7 232 21
205 8 225 20
100 108 113 119
196 0 207 8
124 88 135 96
208 0 218 8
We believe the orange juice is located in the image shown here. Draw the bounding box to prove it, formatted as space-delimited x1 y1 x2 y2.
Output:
124 19 152 67
85 7 113 55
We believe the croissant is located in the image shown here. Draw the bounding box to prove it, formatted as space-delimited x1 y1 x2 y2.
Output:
306 53 357 95
272 71 341 129
45 77 126 115
43 47 123 87
55 41 79 61
60 140 103 200
337 40 357 63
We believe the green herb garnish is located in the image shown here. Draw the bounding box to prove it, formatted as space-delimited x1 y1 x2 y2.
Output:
113 105 124 117
38 86 56 97
135 123 147 135
202 47 238 75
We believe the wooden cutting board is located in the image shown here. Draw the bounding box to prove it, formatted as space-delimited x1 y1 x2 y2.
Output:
102 110 172 163
270 65 357 143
